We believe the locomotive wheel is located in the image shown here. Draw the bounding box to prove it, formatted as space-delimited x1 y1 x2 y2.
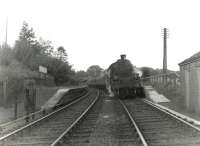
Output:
130 89 136 96
136 87 145 98
114 89 119 97
119 88 126 99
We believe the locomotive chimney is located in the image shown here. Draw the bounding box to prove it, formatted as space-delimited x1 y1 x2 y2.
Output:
120 54 126 60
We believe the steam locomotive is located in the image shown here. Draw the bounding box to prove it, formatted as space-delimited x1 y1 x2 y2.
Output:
106 54 145 99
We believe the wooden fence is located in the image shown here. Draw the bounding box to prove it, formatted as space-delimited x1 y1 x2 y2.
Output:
142 72 180 89
141 72 182 100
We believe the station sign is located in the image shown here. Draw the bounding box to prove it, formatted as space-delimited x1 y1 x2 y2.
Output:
39 65 47 74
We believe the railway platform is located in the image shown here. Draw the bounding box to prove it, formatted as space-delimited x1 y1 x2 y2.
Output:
41 85 87 111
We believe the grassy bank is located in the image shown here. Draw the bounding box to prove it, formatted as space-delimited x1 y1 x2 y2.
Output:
152 83 185 109
0 86 60 123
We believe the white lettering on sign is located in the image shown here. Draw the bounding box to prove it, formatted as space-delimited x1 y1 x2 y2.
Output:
39 66 47 74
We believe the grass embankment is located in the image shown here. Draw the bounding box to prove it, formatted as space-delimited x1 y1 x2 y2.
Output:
0 62 57 123
16 86 60 117
152 83 185 110
0 60 55 106
0 86 59 124
152 83 200 121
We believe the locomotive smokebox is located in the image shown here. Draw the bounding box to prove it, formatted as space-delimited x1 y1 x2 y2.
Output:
107 54 145 99
120 54 126 60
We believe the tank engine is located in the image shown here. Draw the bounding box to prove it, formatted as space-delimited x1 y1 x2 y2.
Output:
107 54 145 99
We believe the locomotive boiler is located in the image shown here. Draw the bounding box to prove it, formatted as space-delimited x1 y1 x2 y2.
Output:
107 54 145 99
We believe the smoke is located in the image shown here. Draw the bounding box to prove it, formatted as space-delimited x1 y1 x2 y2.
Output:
107 84 114 97
134 68 142 77
105 69 114 96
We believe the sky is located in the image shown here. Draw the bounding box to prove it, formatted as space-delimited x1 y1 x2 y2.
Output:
0 0 200 71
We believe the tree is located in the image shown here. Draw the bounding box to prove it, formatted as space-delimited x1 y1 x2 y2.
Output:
140 67 163 78
13 21 75 85
48 58 73 85
74 70 88 81
14 21 40 64
56 46 67 62
87 65 103 79
38 38 54 56
14 22 55 69
19 22 35 42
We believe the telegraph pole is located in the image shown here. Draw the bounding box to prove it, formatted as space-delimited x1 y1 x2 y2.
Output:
5 17 8 48
3 18 8 108
162 28 168 74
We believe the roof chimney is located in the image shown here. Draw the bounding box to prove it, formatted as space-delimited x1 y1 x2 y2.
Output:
120 54 126 60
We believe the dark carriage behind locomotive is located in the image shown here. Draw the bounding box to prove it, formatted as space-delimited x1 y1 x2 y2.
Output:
107 54 145 99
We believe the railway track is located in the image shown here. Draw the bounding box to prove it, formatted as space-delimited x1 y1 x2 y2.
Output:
52 93 147 146
123 98 200 146
0 88 89 138
3 90 200 146
51 91 103 146
0 89 99 146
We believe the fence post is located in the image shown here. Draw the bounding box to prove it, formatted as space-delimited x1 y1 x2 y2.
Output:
14 96 18 119
3 77 8 107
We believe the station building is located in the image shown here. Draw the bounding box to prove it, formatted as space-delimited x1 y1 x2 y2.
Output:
179 52 200 113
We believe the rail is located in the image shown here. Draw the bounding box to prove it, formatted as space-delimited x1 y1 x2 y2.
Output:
51 91 100 146
122 98 200 145
143 99 200 132
119 99 148 146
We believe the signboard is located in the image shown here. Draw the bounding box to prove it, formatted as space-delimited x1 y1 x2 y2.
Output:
39 65 47 74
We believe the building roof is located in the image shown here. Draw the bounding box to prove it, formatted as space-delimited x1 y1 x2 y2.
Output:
179 51 200 66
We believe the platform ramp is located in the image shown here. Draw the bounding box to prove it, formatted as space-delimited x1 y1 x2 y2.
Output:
144 86 170 103
41 86 87 111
